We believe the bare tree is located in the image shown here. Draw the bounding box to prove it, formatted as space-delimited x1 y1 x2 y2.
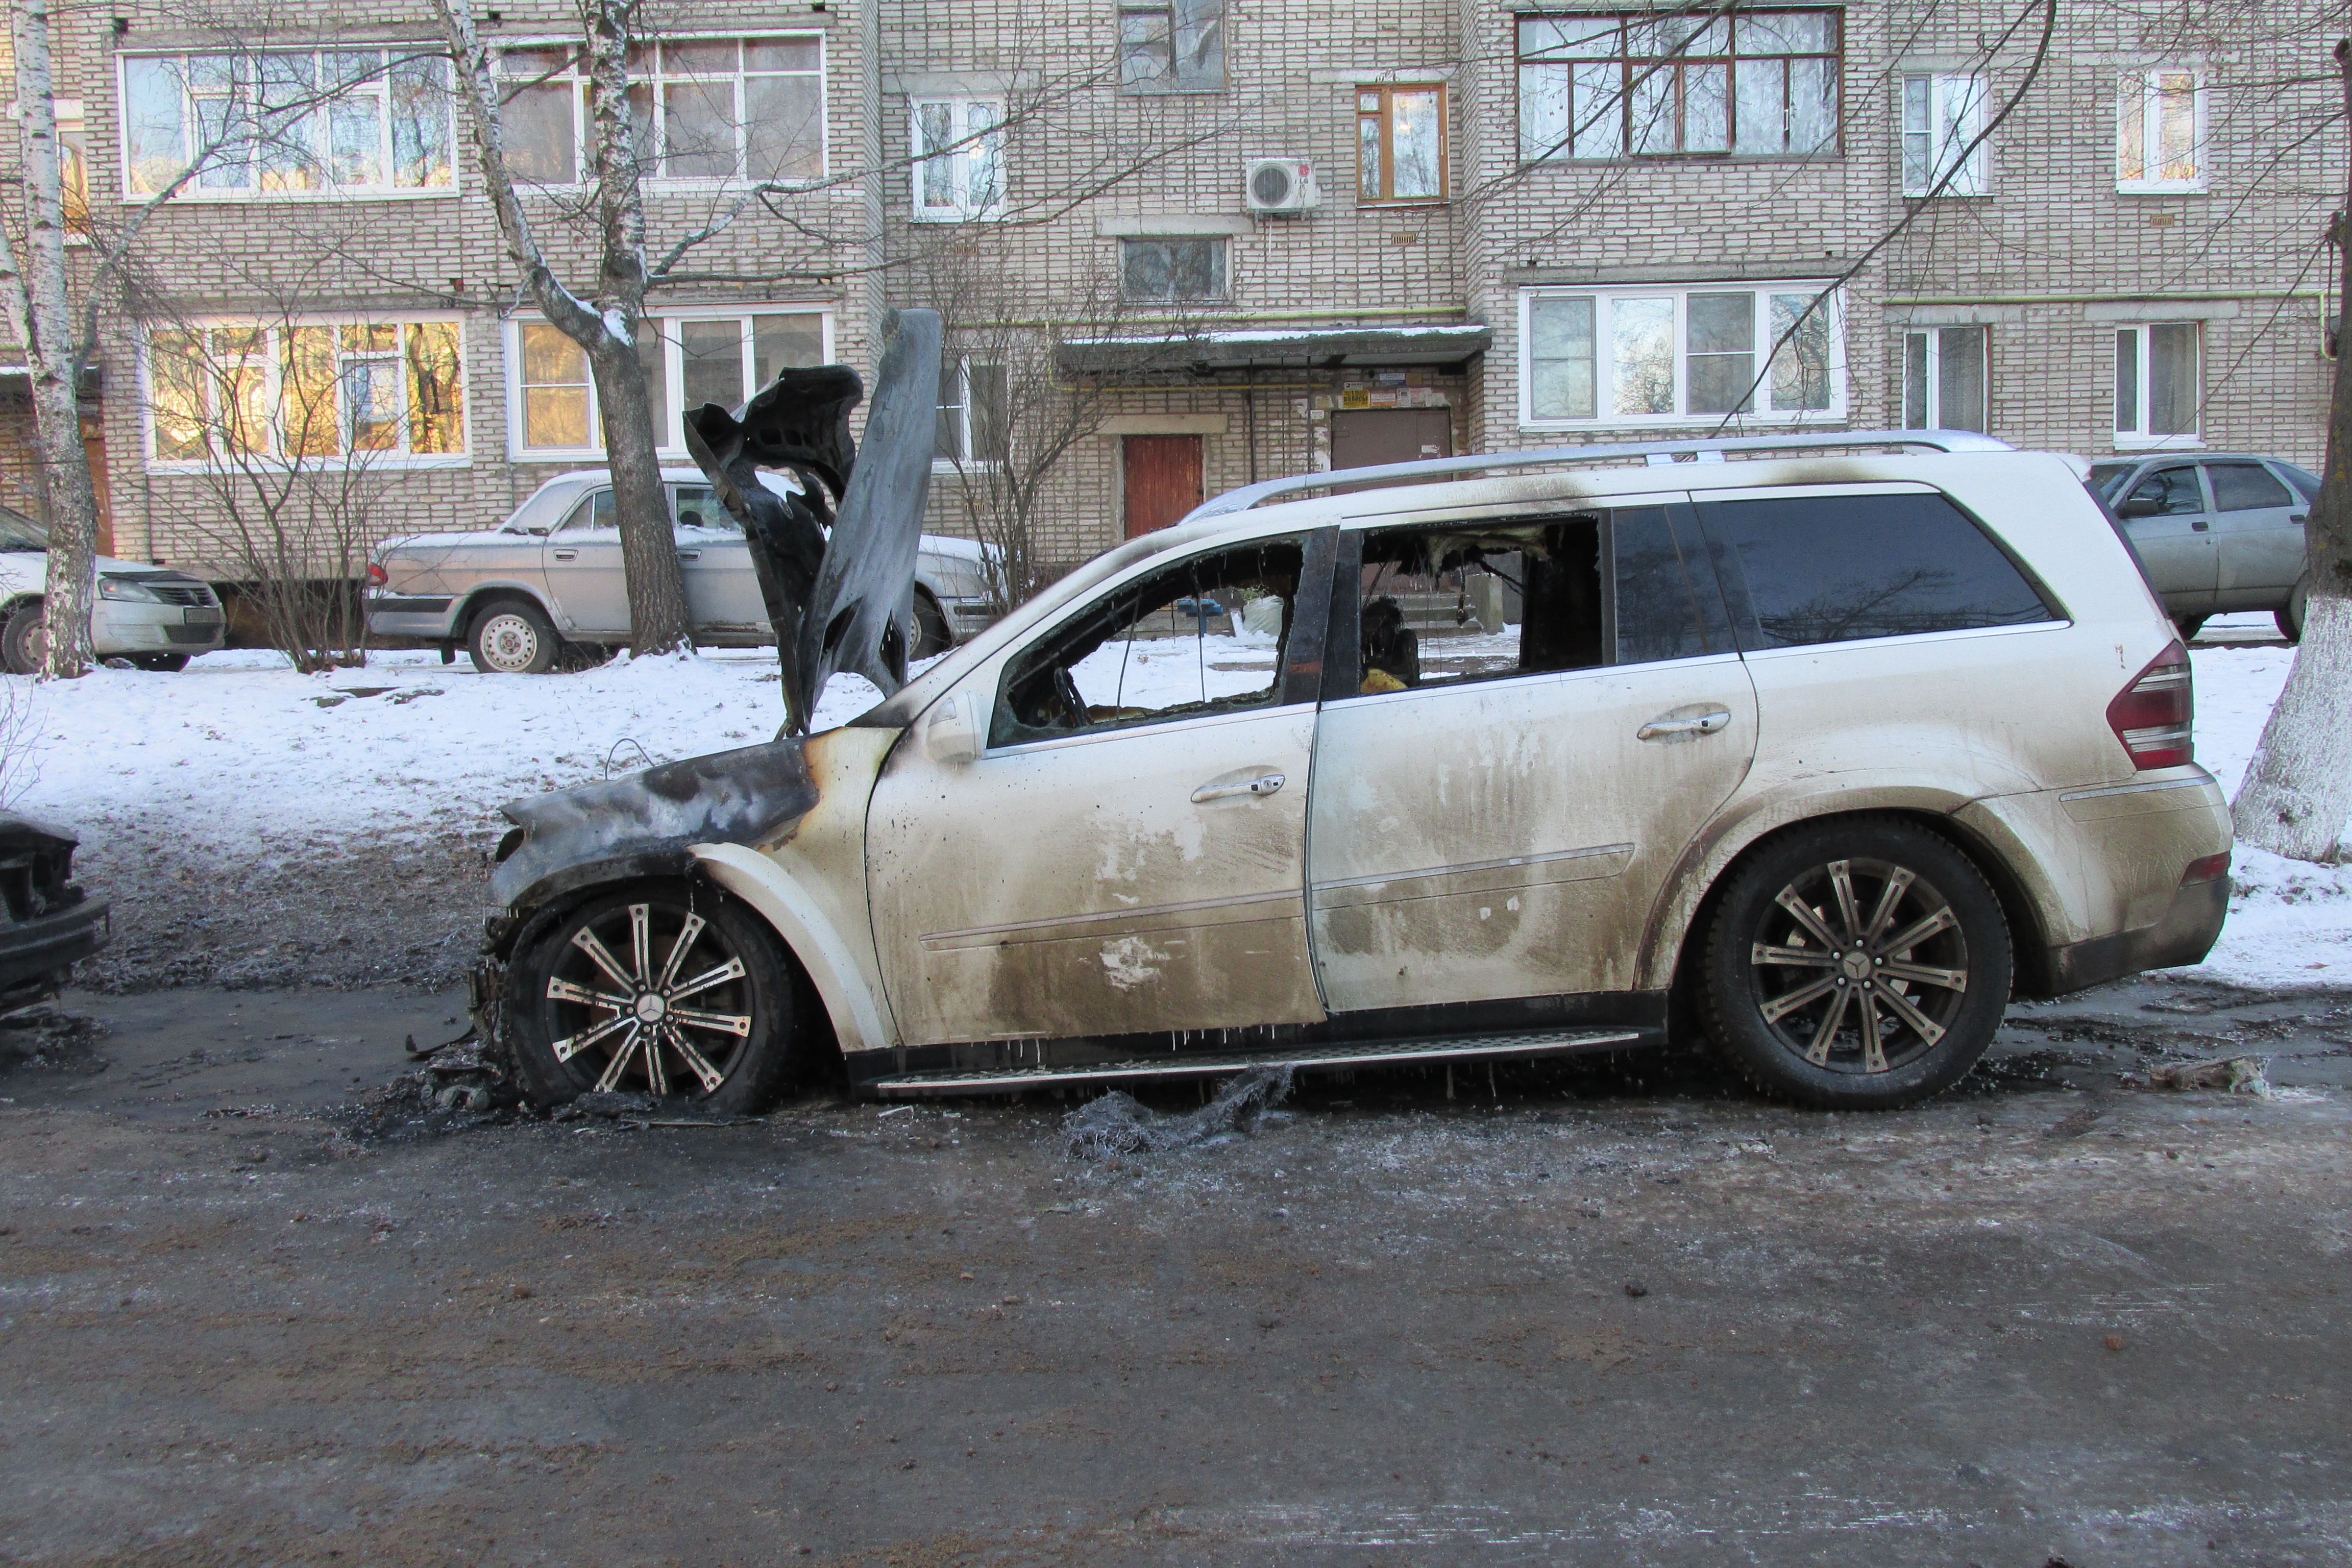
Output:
2232 39 2352 861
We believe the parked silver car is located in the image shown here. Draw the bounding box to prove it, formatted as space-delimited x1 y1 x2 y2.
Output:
2089 454 2318 641
365 469 995 673
0 506 226 673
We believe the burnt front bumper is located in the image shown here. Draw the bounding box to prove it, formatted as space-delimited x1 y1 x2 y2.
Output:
0 896 110 999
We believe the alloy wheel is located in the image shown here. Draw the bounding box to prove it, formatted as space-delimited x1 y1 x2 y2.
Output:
542 900 757 1096
1745 856 1970 1076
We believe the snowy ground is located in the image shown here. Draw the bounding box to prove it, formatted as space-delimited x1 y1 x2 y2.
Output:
8 611 2347 992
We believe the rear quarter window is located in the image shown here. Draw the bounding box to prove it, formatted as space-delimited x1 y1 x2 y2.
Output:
1698 492 2059 650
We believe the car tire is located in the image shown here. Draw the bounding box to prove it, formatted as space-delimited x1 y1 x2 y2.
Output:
912 590 953 658
468 598 559 674
2 600 44 675
2173 614 2208 643
2278 577 2308 644
129 654 190 672
503 879 805 1114
1698 817 2012 1111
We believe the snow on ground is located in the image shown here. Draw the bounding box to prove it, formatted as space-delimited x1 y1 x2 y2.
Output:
8 610 2350 992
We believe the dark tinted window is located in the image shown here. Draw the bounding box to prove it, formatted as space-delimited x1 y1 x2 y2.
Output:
2126 467 2203 516
2088 461 2135 500
1614 506 1731 664
2280 463 2320 503
2206 462 2292 512
1701 492 2056 649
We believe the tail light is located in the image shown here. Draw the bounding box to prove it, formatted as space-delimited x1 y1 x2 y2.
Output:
2106 641 2193 769
2181 850 2231 885
365 562 388 588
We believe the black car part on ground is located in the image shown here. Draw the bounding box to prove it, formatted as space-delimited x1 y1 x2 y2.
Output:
0 813 109 1006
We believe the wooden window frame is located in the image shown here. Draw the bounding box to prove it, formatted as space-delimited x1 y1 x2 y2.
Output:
1356 83 1450 205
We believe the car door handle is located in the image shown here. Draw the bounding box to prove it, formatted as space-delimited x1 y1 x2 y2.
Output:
2290 513 2308 523
1192 773 1285 802
1637 708 1731 741
552 549 578 560
676 550 700 561
2191 520 2210 531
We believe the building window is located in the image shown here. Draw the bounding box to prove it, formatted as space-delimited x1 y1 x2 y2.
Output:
509 309 829 457
1119 0 1224 92
144 319 465 464
496 37 824 187
1120 238 1228 300
935 359 1009 467
121 50 455 198
1358 84 1447 203
2117 69 2202 192
2114 323 2199 447
1902 327 1988 431
1517 10 1840 163
1900 74 1986 196
1521 284 1843 427
55 99 89 235
911 99 1003 220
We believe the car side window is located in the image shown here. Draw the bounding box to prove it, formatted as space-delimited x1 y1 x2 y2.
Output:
1698 492 2058 650
559 489 617 532
991 536 1309 747
2205 462 2292 512
672 484 739 534
2126 467 2204 516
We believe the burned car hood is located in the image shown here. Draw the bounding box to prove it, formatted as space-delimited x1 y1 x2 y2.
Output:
490 739 819 913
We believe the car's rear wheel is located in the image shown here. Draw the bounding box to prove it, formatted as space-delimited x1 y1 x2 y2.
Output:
912 590 953 658
2173 614 2208 643
1699 818 2012 1110
469 598 559 674
2278 577 2308 644
2 600 45 674
505 880 802 1114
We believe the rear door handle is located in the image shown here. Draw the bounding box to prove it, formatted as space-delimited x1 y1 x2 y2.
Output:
1192 773 1285 802
2290 513 2308 523
552 549 578 560
676 550 701 561
1637 708 1731 741
2191 519 2210 531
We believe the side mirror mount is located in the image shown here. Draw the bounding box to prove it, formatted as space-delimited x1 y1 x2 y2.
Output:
2117 496 2159 520
925 689 985 764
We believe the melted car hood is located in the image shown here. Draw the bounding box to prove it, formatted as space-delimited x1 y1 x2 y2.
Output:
490 738 821 912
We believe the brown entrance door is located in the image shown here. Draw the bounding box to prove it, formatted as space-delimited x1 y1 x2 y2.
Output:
1122 434 1204 537
1331 407 1453 470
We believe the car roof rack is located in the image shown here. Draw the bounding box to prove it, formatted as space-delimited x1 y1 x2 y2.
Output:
1184 428 2016 522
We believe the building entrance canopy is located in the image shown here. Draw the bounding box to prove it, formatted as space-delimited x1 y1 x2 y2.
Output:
1058 324 1492 377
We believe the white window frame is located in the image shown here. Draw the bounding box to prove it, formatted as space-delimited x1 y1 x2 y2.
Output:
116 49 457 201
910 98 1006 220
495 34 828 190
1516 283 1848 430
2112 321 2203 451
1899 73 1987 197
1901 326 1989 432
2116 68 2205 193
502 308 835 461
138 313 470 470
934 356 1008 472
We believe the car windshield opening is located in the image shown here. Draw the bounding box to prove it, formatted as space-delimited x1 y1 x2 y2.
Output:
0 510 48 551
993 537 1305 746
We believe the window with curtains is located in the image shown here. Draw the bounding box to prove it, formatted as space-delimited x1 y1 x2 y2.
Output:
495 37 825 187
510 310 828 456
911 99 1004 219
1521 284 1844 426
1357 84 1447 203
1517 10 1841 162
144 320 465 463
2114 323 2200 447
935 359 1010 467
2117 69 2202 192
1900 74 1987 195
1118 0 1225 92
1902 327 1988 432
120 49 453 198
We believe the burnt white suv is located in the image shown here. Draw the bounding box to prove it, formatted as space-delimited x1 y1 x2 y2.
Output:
476 432 2231 1113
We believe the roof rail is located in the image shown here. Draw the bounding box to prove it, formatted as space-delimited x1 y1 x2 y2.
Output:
1183 428 2016 522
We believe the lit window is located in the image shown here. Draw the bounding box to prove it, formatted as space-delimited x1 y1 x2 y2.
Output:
121 50 455 198
496 37 825 187
144 319 465 462
2117 70 2202 192
1900 74 1987 197
55 99 89 235
1517 10 1839 162
510 309 828 456
1357 84 1447 203
911 99 1003 219
2114 323 2200 447
1521 284 1844 426
1901 326 1988 432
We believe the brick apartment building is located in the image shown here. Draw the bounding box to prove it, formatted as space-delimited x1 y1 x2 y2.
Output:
1 0 2333 580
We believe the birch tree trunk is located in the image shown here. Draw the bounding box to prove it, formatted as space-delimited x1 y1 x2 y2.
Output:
2230 38 2352 861
437 0 688 657
1 0 105 679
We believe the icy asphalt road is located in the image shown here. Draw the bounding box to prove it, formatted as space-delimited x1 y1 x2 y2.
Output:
1 982 2347 1566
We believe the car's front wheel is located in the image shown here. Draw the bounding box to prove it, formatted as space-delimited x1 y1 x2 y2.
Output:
2278 576 2308 644
504 880 803 1114
469 598 559 674
1699 818 2012 1110
912 590 953 659
2 599 45 674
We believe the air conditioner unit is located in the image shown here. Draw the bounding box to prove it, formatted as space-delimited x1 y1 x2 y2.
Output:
1244 158 1321 215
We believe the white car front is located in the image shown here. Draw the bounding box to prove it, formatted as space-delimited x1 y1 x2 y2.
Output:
0 508 225 673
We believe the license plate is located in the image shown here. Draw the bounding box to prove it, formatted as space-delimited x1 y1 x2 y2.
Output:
182 607 224 627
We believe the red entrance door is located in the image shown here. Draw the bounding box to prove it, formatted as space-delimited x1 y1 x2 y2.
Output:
1122 434 1204 537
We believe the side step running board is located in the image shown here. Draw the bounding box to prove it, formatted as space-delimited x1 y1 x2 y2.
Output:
863 1026 1646 1098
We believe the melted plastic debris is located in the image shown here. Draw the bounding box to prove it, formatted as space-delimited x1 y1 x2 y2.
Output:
2149 1055 2273 1096
1061 1064 1294 1161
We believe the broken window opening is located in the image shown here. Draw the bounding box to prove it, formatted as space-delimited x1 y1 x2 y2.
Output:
992 539 1305 747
